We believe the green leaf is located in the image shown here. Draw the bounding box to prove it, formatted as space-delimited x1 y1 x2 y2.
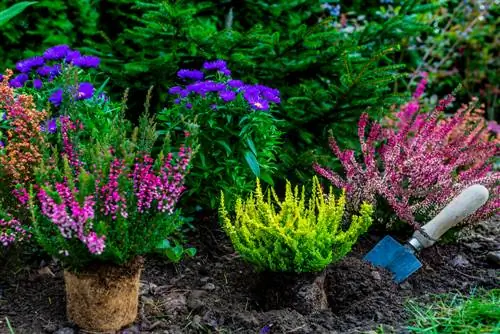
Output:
260 172 274 186
246 138 257 156
244 150 260 177
0 2 37 26
94 77 110 97
216 140 232 155
164 244 184 262
185 247 197 257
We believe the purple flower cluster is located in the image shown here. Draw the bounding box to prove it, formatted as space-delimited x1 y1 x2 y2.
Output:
132 146 191 214
48 82 95 107
0 216 28 247
37 183 105 255
8 44 99 101
169 60 280 111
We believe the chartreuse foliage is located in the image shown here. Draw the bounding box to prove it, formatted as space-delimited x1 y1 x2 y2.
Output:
219 176 373 272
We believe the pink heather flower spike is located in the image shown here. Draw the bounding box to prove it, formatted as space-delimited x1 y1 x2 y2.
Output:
315 93 499 228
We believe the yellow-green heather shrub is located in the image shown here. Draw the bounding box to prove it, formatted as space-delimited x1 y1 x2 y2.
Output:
219 176 373 273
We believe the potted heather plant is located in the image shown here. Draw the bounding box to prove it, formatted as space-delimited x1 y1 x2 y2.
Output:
219 176 373 314
12 74 197 331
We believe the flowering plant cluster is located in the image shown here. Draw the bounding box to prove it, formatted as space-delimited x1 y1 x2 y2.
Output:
0 62 196 267
6 44 100 109
25 99 195 267
219 177 373 272
314 92 499 228
159 60 282 210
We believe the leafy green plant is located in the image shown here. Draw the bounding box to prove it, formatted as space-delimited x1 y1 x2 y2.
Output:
407 289 500 333
0 0 99 69
87 0 435 181
219 176 373 272
0 1 36 27
158 60 282 210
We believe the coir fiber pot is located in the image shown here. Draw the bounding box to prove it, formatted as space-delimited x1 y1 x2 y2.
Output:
63 257 144 332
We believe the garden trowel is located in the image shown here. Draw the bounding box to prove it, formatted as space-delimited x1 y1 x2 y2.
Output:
364 185 489 283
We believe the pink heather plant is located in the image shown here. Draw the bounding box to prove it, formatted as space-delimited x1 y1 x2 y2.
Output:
0 215 28 247
27 120 193 267
314 94 499 229
10 81 198 268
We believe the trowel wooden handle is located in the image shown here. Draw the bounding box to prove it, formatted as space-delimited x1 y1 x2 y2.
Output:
411 185 489 249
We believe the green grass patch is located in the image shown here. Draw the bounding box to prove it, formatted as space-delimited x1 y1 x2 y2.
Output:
406 288 500 334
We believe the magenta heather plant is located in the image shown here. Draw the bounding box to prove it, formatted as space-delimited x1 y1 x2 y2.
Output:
314 94 499 228
0 215 28 247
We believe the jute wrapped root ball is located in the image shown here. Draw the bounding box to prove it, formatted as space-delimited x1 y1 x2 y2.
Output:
64 258 143 332
5 56 196 332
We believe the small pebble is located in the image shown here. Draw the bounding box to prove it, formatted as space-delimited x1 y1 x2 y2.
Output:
399 281 413 290
371 271 381 280
202 283 216 291
54 328 75 334
450 254 470 267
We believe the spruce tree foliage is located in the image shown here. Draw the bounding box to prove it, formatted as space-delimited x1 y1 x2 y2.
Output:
88 0 435 181
0 0 99 68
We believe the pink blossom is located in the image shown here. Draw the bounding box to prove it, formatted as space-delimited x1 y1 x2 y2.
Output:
37 183 104 254
315 94 499 228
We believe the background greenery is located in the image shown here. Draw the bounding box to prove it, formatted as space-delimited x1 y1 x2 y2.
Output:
1 0 497 213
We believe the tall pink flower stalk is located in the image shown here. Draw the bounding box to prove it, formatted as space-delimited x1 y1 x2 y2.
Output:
132 145 192 214
37 183 105 254
314 95 499 228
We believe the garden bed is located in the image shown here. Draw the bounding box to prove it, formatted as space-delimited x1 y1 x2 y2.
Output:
1 217 498 334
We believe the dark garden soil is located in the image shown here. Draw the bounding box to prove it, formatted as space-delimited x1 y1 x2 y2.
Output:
0 217 498 334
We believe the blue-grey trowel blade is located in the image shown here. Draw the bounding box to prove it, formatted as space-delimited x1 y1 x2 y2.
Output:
364 235 422 283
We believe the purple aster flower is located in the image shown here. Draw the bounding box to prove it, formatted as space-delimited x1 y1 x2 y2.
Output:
43 45 71 60
9 79 23 88
248 98 269 111
243 86 261 101
220 68 231 76
49 89 63 107
2 112 6 120
9 74 29 88
260 86 281 104
168 86 184 94
227 79 244 88
219 90 236 102
0 140 4 148
0 74 3 82
203 60 228 71
41 118 58 134
76 82 94 100
33 79 43 90
36 65 52 77
15 56 45 73
72 56 100 69
185 103 193 109
174 98 181 104
65 50 81 63
177 69 204 81
186 81 225 97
